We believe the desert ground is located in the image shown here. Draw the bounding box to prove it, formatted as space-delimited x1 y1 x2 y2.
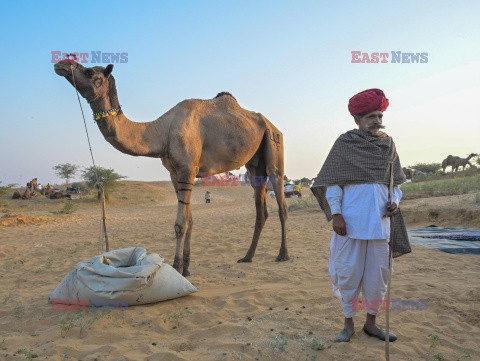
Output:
0 181 479 361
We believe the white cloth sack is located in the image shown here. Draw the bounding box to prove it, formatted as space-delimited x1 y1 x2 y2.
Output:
49 247 197 306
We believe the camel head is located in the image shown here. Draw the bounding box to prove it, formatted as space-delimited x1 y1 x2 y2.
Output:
54 61 116 106
467 153 478 159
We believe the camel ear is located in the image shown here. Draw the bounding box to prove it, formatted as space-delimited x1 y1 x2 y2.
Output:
104 64 114 77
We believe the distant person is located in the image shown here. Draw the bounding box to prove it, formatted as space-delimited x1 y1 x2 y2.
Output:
311 88 410 343
27 178 38 195
205 191 211 204
269 190 275 198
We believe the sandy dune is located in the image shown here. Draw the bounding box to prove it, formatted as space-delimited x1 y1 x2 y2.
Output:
0 183 478 360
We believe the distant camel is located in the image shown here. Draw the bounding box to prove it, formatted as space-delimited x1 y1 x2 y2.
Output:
49 192 69 199
54 61 288 277
455 153 477 171
27 178 38 195
442 153 477 172
402 167 415 179
42 184 54 196
442 155 457 172
22 189 32 199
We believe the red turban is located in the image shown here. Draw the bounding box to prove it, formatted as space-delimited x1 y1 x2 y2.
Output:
348 88 389 116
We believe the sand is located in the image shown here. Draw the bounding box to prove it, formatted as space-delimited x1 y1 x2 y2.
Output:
0 183 479 360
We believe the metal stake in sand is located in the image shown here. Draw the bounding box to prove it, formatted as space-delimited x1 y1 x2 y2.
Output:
385 161 395 361
66 54 109 253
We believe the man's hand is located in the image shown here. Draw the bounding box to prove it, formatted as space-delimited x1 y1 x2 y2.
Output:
332 214 347 236
385 202 399 217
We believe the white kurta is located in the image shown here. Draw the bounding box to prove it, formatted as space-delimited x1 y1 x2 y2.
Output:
326 184 402 240
326 184 402 318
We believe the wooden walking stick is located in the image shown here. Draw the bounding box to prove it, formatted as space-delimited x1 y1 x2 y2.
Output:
385 162 395 361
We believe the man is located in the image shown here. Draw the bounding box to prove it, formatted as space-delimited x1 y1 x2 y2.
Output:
205 191 211 204
311 89 410 343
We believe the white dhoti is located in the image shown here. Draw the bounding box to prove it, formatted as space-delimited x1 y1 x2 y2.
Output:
329 232 392 318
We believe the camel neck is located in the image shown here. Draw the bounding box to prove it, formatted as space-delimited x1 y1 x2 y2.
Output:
89 97 117 115
89 96 168 158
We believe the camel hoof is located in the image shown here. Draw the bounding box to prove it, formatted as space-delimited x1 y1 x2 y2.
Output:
182 270 190 278
237 257 252 263
275 255 290 262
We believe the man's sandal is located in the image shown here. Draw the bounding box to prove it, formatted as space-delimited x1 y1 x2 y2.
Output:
335 328 355 342
363 324 397 342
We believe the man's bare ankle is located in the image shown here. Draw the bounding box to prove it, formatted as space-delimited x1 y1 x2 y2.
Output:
344 317 355 333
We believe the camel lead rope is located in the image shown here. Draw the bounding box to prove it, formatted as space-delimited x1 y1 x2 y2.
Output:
385 162 395 361
67 56 109 253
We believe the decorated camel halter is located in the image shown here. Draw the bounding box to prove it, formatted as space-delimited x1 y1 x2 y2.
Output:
59 54 121 123
93 107 122 121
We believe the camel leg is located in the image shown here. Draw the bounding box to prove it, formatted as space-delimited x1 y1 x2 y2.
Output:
238 167 268 263
171 169 195 275
272 175 289 261
182 210 193 277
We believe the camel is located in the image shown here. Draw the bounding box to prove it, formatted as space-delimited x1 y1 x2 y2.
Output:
442 153 477 172
41 184 53 196
455 153 477 171
49 192 69 199
402 167 414 179
22 189 32 199
442 155 458 172
54 61 288 277
30 178 38 192
26 178 37 196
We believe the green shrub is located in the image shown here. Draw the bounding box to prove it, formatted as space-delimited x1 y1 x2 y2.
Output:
53 201 77 215
0 183 16 197
410 163 442 174
82 166 126 201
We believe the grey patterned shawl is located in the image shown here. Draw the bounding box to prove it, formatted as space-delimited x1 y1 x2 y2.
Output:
311 129 411 258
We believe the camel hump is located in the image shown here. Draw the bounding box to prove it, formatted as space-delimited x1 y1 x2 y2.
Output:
214 92 236 101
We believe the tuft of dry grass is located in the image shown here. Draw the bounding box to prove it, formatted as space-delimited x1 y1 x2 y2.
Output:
287 192 319 212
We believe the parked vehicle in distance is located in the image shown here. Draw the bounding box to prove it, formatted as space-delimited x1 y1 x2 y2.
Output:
284 183 302 198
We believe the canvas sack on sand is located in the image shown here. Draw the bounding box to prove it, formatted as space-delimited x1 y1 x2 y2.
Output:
49 247 197 306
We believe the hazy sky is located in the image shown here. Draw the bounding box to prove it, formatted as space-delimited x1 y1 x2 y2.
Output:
1 1 479 186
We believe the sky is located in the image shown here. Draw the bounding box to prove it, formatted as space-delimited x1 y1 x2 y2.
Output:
1 0 479 186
